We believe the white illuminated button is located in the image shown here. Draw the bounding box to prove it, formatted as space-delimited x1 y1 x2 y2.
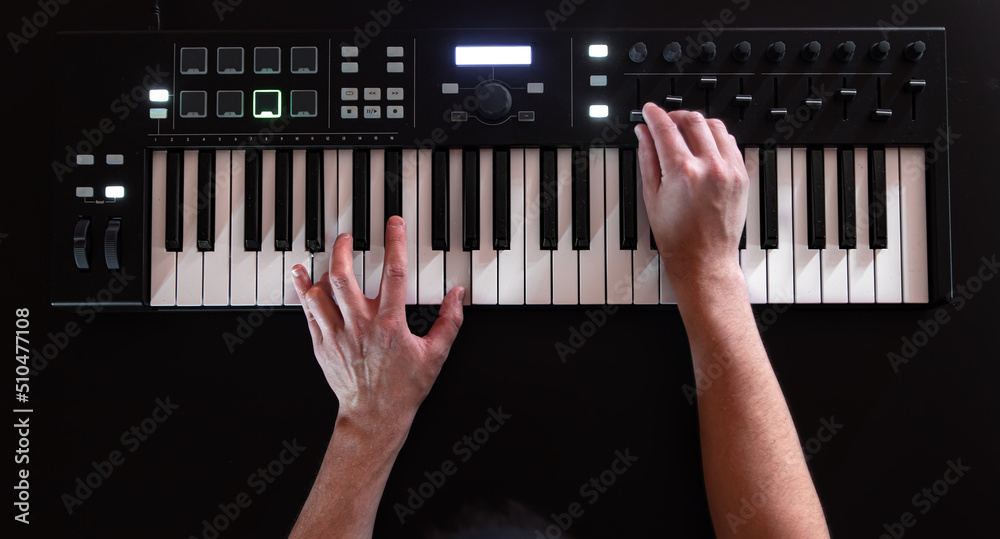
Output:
387 62 404 73
76 187 94 198
590 75 607 86
442 83 459 94
149 89 169 102
341 106 358 119
342 46 359 57
386 46 404 57
106 154 124 165
589 104 609 118
364 106 381 119
105 185 125 199
150 108 168 119
76 154 94 165
364 88 381 101
527 82 544 94
341 88 359 101
342 62 359 73
589 44 609 58
387 87 404 100
387 105 404 118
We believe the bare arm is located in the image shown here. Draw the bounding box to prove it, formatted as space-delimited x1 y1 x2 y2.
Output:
288 217 465 538
636 103 829 538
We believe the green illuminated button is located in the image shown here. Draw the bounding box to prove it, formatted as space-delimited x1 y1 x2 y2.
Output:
253 90 281 118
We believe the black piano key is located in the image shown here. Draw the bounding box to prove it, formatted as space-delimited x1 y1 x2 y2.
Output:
431 150 449 251
244 149 262 251
540 149 558 250
462 148 479 251
759 148 779 249
384 149 403 220
196 151 216 251
274 150 292 251
305 150 324 252
868 147 888 249
352 148 370 251
837 147 857 249
619 148 637 250
572 148 590 250
164 151 183 252
493 148 510 250
739 223 746 250
806 148 826 249
650 229 657 251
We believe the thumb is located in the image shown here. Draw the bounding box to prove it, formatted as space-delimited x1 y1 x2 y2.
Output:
422 286 465 363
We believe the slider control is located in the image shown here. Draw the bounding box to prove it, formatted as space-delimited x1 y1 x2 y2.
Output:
105 219 122 270
74 218 91 270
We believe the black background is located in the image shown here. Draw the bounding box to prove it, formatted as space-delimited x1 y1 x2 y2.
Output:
2 0 999 537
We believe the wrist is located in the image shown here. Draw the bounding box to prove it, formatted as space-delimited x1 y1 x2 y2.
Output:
665 255 746 301
334 412 409 460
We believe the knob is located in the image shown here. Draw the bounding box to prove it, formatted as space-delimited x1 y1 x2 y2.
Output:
663 41 682 62
474 82 512 122
869 40 891 61
801 41 822 62
699 42 717 62
905 40 926 61
731 41 752 62
835 41 856 61
766 41 786 62
628 42 648 63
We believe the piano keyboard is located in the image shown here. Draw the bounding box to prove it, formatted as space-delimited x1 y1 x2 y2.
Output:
51 28 952 309
147 144 928 306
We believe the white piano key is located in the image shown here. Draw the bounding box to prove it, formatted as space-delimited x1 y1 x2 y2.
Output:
742 147 767 304
605 148 632 304
899 147 929 303
821 147 849 303
312 150 339 281
875 147 903 303
203 150 231 306
365 149 386 299
337 149 365 290
472 149 499 304
403 149 418 305
499 148 526 305
849 147 876 303
553 148 579 305
257 150 283 306
633 152 659 304
792 148 821 303
579 148 606 304
417 149 444 304
149 151 176 306
445 148 472 305
283 150 311 305
523 148 551 304
176 150 203 306
767 147 795 304
230 150 257 306
658 257 677 304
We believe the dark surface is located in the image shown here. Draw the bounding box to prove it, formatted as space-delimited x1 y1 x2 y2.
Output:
2 0 998 537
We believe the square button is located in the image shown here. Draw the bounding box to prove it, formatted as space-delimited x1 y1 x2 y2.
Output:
76 155 94 165
364 106 381 119
252 90 282 118
364 88 381 101
341 106 358 119
341 88 359 101
217 47 244 74
386 46 405 57
217 90 244 117
527 82 544 94
387 105 404 119
106 154 124 165
291 90 318 117
590 75 607 87
150 108 168 119
291 47 318 74
387 87 404 101
442 83 459 94
341 46 359 57
254 47 281 74
179 91 208 118
180 47 208 74
386 62 404 73
342 62 359 73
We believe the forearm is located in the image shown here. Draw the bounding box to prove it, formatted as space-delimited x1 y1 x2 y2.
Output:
674 264 829 538
290 416 406 539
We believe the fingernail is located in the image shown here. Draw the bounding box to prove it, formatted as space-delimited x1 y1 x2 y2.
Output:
457 287 466 303
338 233 350 241
291 266 301 277
634 125 643 141
388 215 404 228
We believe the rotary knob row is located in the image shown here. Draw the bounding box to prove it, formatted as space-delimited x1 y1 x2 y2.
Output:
629 40 926 63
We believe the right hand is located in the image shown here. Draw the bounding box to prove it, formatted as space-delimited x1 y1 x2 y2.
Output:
635 103 749 283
